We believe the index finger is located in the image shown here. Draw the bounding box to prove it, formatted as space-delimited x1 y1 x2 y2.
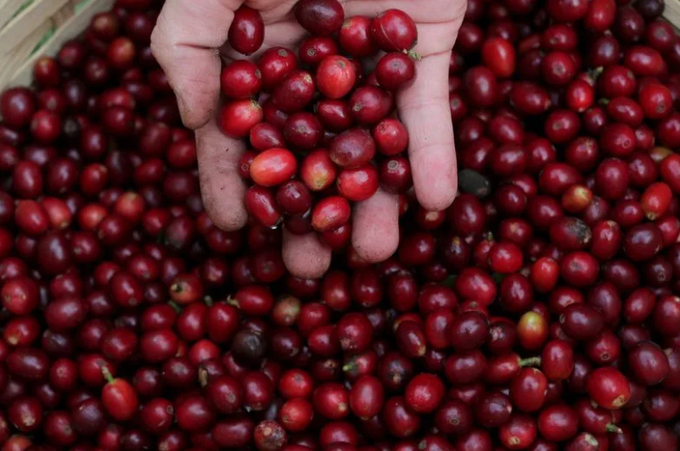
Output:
397 52 458 212
151 0 242 129
195 118 249 231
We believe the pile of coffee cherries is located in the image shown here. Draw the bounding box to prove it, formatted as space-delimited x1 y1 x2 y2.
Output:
220 0 418 244
0 0 679 450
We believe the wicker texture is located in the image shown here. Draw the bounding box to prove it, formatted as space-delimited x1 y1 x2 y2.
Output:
666 0 680 31
0 0 115 91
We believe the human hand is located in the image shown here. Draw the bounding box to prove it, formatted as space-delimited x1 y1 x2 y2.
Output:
151 0 466 278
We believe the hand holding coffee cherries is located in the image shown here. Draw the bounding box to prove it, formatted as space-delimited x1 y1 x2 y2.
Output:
151 0 466 278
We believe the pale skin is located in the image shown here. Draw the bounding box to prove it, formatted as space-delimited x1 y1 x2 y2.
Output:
151 0 467 278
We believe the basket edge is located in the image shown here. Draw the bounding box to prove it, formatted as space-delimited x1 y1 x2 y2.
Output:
0 0 115 91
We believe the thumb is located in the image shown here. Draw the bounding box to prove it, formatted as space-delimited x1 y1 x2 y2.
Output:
151 0 243 129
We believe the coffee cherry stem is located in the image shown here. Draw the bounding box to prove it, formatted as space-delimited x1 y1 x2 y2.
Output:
101 366 115 384
607 423 623 434
406 49 422 61
519 356 541 367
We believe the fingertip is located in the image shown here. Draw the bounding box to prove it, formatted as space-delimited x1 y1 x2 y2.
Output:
203 195 248 232
176 82 220 131
352 190 400 263
195 120 249 231
412 156 457 211
397 52 458 213
353 235 399 263
282 231 332 279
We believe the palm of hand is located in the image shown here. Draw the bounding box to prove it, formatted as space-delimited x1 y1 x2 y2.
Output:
151 0 466 278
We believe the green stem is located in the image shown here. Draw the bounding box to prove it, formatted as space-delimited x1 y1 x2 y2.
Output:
589 66 604 80
101 366 115 384
606 424 622 434
407 49 422 61
519 357 541 367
